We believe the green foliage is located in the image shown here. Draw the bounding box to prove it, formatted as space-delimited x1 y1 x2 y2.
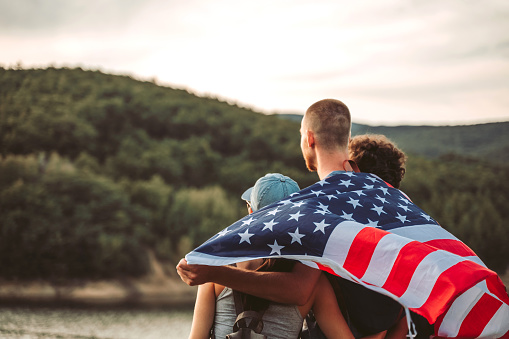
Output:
352 123 509 166
0 66 507 280
401 155 509 273
169 186 243 250
0 154 149 279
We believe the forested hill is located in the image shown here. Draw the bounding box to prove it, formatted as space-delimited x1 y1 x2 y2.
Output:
278 115 509 165
1 67 508 281
0 67 317 191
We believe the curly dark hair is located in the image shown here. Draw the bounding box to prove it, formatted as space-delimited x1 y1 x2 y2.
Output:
349 134 407 188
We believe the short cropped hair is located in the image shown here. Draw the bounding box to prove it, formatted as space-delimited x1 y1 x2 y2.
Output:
349 134 407 188
305 99 351 150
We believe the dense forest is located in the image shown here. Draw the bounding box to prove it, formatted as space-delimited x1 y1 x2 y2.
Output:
0 67 507 281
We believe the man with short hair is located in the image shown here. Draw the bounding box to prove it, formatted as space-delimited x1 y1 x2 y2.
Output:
177 99 404 337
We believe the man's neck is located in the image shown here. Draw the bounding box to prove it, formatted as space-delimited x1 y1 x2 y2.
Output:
316 149 350 180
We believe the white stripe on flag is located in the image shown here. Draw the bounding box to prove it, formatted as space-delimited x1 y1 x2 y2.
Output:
185 251 254 266
399 250 465 308
437 281 485 337
465 255 486 267
361 232 413 286
479 301 509 338
322 221 365 267
390 224 458 243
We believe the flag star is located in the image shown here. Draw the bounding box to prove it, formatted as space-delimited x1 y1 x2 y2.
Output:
288 228 305 244
266 207 282 216
343 171 355 177
335 190 346 195
398 203 410 212
366 219 380 227
347 197 363 209
217 228 230 237
242 217 256 226
238 229 255 244
396 212 410 223
262 219 279 232
316 179 330 186
352 190 366 197
379 187 390 195
268 240 284 255
399 196 410 204
371 204 387 216
311 190 325 197
288 211 305 221
339 179 354 188
314 208 330 215
313 219 331 234
292 201 306 208
421 213 432 221
340 211 354 221
367 176 377 182
375 195 387 204
279 199 293 206
316 202 329 210
363 184 374 189
325 194 338 201
290 192 300 197
315 202 331 215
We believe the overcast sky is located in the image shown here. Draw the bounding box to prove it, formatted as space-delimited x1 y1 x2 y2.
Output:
1 0 508 125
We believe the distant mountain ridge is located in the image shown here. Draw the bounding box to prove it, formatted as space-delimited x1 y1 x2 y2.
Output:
277 114 509 165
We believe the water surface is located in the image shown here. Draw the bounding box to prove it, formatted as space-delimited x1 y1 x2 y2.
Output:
0 305 193 339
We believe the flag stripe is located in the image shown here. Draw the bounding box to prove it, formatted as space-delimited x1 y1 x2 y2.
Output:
487 275 509 304
389 224 458 242
400 251 465 310
456 293 503 338
382 241 436 297
424 238 477 257
322 221 364 266
417 260 495 323
437 282 484 337
361 233 413 286
343 227 389 279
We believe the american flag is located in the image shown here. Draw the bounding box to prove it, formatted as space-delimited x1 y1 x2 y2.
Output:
186 172 509 338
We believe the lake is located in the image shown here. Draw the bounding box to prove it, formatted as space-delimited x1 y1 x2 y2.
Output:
0 305 194 339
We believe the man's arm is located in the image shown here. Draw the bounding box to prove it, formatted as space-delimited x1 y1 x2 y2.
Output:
176 259 321 305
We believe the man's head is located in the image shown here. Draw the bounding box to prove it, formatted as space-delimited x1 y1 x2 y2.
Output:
300 99 351 172
349 134 407 188
241 173 300 212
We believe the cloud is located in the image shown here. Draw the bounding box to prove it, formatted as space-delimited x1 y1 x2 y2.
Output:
0 0 508 125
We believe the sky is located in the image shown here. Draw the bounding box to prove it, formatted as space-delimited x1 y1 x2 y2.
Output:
1 0 508 126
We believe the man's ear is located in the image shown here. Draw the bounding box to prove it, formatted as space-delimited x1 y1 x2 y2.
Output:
307 130 315 148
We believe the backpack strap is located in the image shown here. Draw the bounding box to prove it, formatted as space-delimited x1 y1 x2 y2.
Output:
233 311 265 333
232 290 266 334
343 159 360 173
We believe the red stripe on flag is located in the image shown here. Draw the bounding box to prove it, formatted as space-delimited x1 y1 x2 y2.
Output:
456 293 503 338
316 262 338 276
382 241 436 297
343 227 388 279
424 238 477 257
486 274 509 304
433 305 448 338
417 260 495 323
499 329 509 339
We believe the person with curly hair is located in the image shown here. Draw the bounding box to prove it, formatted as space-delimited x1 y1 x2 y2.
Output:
348 134 407 189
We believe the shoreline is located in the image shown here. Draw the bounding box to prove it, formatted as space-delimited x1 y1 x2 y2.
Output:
1 254 506 310
0 253 197 309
